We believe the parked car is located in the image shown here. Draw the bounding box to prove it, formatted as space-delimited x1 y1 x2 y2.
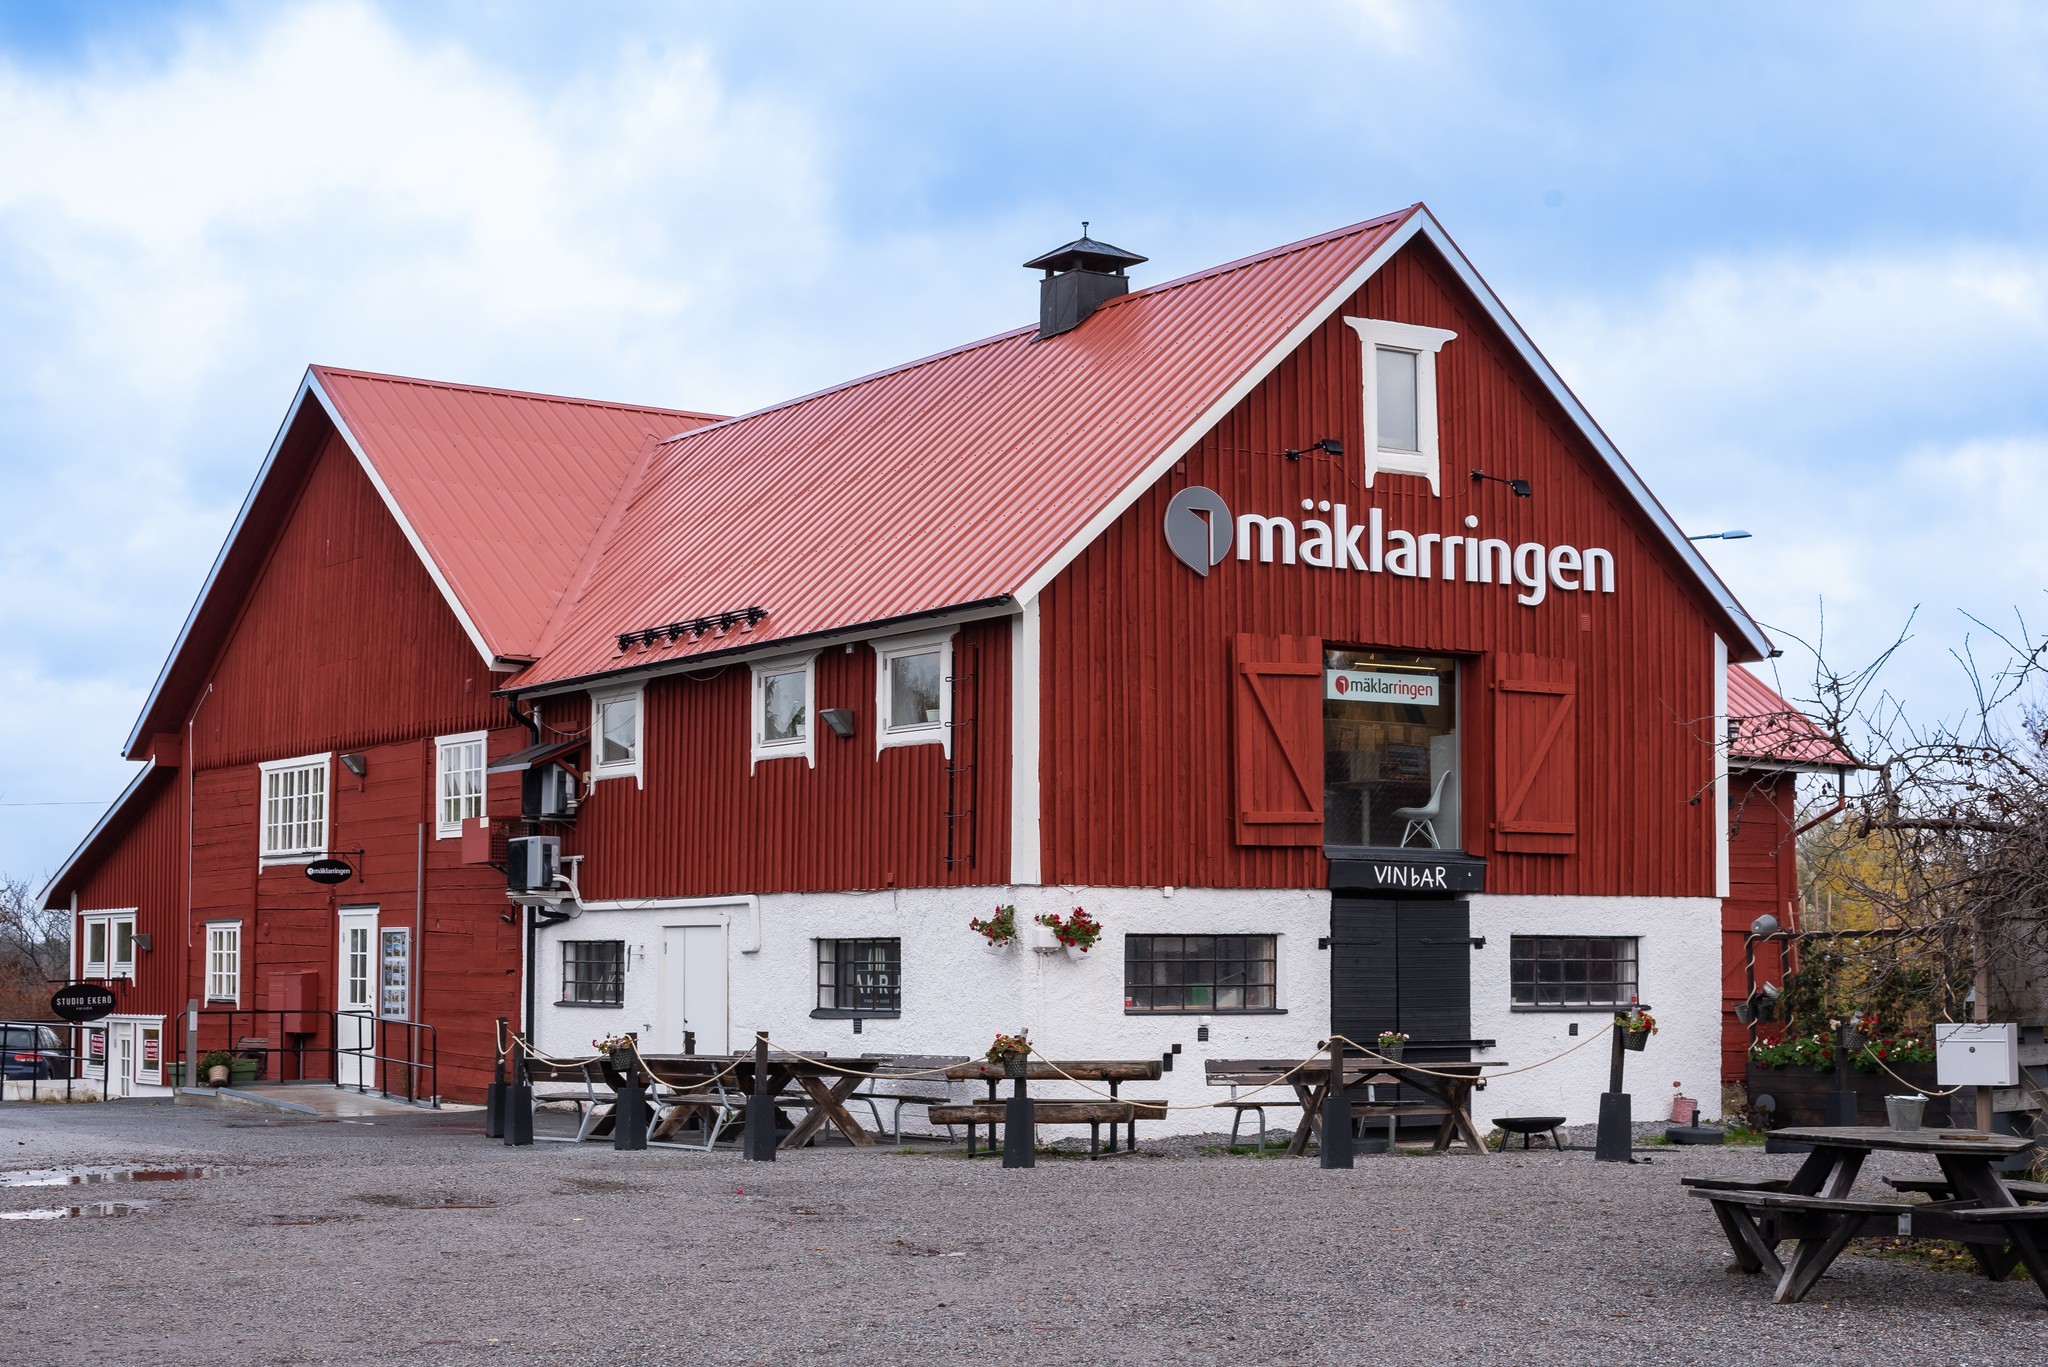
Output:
2 1024 69 1080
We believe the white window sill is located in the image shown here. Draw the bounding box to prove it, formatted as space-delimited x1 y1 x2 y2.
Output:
878 725 946 752
259 853 320 867
587 762 639 784
751 745 811 766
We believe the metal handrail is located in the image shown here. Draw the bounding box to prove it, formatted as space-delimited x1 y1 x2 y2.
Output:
0 1017 86 1103
171 1007 338 1087
335 1013 439 1108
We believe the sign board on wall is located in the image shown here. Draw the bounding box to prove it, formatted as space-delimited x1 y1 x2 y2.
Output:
50 982 118 1022
379 928 411 1021
1325 669 1442 706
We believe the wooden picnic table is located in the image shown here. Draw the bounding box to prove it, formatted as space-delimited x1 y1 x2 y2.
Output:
635 1051 942 1150
1691 1125 2046 1304
1209 1056 1505 1157
939 1059 1166 1157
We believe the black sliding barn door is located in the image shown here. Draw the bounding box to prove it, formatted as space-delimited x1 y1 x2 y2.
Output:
1330 897 1473 1063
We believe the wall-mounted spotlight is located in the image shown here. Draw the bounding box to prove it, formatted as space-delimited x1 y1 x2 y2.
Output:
1686 529 1752 541
1281 438 1344 461
340 753 367 777
1470 470 1532 497
819 708 857 739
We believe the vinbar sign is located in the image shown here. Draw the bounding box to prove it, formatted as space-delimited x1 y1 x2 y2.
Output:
1163 485 1616 607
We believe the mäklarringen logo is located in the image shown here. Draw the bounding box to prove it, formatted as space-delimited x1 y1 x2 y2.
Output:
1160 484 1619 607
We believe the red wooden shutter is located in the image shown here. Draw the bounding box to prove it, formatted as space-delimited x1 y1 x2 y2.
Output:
1492 655 1578 854
1232 634 1324 846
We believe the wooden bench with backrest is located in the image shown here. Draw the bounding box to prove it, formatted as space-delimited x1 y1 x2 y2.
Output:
521 1056 614 1143
927 1099 1168 1160
852 1055 967 1143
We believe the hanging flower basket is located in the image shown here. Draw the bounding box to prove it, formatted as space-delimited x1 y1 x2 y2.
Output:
1618 1007 1657 1051
969 905 1018 951
1036 908 1103 957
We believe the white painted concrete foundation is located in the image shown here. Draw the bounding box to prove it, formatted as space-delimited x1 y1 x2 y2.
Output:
533 885 1723 1137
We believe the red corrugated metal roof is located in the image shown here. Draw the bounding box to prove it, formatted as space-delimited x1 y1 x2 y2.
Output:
515 210 1416 686
1728 666 1857 769
312 367 723 661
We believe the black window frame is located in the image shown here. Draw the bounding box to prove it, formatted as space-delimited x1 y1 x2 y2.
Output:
1123 934 1282 1014
559 939 626 1007
1509 935 1639 1009
813 938 901 1017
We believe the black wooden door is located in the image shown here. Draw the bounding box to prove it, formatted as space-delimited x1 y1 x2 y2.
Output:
1330 897 1472 1062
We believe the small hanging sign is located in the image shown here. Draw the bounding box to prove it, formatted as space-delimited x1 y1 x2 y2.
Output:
51 982 118 1023
305 858 354 885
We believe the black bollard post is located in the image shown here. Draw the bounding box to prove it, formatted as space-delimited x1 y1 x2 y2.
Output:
1594 1011 1634 1162
504 1034 533 1147
744 1031 778 1162
614 1082 649 1150
1320 1038 1354 1169
1002 1067 1036 1169
1824 1020 1859 1126
484 1017 507 1140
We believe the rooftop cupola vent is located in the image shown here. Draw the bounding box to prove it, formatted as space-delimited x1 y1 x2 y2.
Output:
1024 223 1147 341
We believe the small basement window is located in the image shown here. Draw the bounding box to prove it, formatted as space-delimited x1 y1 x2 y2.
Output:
590 687 642 783
435 731 487 838
1511 936 1639 1009
751 653 818 769
1125 935 1278 1013
258 754 329 861
815 938 900 1015
873 630 953 753
560 940 626 1006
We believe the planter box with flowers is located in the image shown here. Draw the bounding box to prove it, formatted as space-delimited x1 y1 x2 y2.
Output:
1036 908 1103 960
970 905 1018 953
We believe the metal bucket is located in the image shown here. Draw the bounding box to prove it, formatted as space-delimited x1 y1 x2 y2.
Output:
1885 1094 1927 1131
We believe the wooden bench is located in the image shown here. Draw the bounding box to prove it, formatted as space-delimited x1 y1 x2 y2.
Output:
851 1054 965 1144
235 1036 270 1082
1204 1062 1303 1150
522 1057 614 1143
1688 1187 1927 1301
928 1099 1167 1160
1950 1206 2048 1300
1887 1176 2048 1204
640 1057 748 1151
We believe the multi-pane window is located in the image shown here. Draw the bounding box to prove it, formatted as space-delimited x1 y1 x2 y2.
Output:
815 938 901 1013
206 922 242 1004
1124 935 1278 1012
259 755 329 858
81 912 135 980
874 632 953 752
1510 936 1639 1008
561 940 626 1006
593 692 640 774
436 732 486 837
752 655 816 767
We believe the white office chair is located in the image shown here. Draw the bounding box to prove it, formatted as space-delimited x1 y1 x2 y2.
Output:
1392 770 1451 849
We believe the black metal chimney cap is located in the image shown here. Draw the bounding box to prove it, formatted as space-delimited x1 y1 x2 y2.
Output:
1023 224 1147 277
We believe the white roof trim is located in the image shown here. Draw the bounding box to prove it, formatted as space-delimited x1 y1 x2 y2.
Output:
307 374 498 667
37 760 155 912
1011 208 1772 660
122 370 499 758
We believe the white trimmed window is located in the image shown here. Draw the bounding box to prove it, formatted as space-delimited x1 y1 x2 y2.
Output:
206 922 242 1005
750 653 818 769
1342 317 1458 496
590 686 643 783
873 630 953 755
81 911 136 981
259 753 330 861
435 731 488 837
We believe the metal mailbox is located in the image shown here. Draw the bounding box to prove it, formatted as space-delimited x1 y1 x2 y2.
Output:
1935 1022 2019 1088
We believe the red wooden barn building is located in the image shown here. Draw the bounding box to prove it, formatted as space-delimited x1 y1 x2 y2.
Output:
41 205 1838 1124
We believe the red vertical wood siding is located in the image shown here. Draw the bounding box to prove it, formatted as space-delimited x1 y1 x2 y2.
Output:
1722 770 1799 1079
68 772 187 1022
1040 239 1721 894
571 619 1012 898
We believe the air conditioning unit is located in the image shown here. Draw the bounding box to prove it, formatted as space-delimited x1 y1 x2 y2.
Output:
507 835 561 895
522 764 580 822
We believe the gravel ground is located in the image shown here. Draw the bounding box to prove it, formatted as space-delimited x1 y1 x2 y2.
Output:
1 1099 2042 1366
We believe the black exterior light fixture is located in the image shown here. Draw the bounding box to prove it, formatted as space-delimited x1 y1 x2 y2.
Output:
819 708 856 739
1686 529 1752 541
1471 469 1532 497
1281 438 1345 461
340 753 367 777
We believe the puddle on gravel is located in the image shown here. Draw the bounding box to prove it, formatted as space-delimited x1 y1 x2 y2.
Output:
357 1193 498 1210
0 1201 156 1220
0 1165 232 1188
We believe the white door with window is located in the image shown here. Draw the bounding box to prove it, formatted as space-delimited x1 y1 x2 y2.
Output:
337 908 377 1088
109 1022 134 1098
658 925 727 1055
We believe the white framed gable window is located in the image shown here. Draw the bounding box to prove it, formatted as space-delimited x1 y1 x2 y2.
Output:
206 921 242 1005
750 653 818 770
81 910 137 981
1342 317 1458 496
873 630 954 755
589 686 643 785
435 730 488 837
259 753 329 863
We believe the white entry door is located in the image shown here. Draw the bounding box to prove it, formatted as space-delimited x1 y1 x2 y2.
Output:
337 908 377 1088
659 925 727 1055
110 1023 134 1098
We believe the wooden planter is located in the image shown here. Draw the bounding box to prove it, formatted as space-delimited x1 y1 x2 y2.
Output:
1745 1060 1952 1128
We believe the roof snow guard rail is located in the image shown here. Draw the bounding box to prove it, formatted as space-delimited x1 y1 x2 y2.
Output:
617 606 767 653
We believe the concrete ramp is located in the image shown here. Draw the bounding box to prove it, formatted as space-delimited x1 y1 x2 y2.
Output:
176 1084 439 1118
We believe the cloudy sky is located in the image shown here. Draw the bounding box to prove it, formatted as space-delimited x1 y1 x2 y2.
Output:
3 1 2045 882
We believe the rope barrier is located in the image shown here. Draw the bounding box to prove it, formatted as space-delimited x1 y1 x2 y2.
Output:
1853 1044 1967 1097
1328 1027 1618 1080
